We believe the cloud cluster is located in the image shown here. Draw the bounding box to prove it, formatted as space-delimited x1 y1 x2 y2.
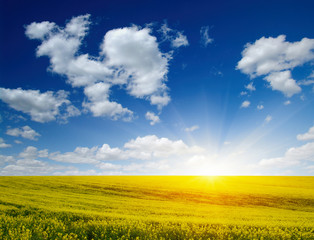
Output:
24 15 184 120
50 135 204 164
0 88 80 123
0 146 66 176
0 135 204 175
0 138 11 148
6 126 40 140
259 142 314 168
237 35 314 97
258 124 314 171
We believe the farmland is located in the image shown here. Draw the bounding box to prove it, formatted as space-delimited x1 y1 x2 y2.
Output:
0 176 313 239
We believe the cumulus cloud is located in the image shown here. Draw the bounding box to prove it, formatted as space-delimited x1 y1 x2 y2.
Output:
123 135 204 160
200 26 213 47
25 21 57 40
284 100 291 105
25 15 182 119
19 146 48 159
258 142 314 168
83 82 133 120
240 100 250 108
184 125 199 132
297 125 314 141
0 138 11 148
6 126 40 140
0 88 80 123
264 71 301 97
145 111 160 125
237 35 314 97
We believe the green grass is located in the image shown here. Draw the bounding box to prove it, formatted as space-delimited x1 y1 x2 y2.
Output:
0 176 313 239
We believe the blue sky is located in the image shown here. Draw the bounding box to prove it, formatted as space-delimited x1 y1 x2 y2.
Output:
1 0 314 175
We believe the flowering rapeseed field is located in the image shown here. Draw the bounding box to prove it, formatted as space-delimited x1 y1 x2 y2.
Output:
0 176 313 239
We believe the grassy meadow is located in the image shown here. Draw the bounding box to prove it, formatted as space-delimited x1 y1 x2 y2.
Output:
0 176 313 239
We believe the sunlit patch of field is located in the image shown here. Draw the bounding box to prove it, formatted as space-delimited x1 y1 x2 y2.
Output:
0 176 313 239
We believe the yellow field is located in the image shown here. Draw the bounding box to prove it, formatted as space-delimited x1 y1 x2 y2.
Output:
0 176 313 239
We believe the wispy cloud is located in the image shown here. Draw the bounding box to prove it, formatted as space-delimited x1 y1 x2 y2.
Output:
184 125 199 132
200 26 213 47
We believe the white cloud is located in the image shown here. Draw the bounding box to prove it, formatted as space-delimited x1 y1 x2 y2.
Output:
284 100 291 105
49 147 101 164
149 93 171 110
145 111 160 125
14 140 22 144
264 115 272 124
6 126 40 140
298 80 314 86
98 162 121 171
240 91 248 96
160 23 189 48
258 142 314 168
237 35 314 77
1 159 66 176
101 26 171 98
53 169 100 176
264 71 301 97
19 146 48 159
0 147 67 176
83 82 133 120
200 26 213 47
257 104 264 110
25 21 56 40
172 32 189 48
184 125 199 132
245 82 256 91
297 125 314 141
49 135 204 164
237 35 314 97
123 135 204 160
240 100 250 108
25 15 179 118
0 138 11 148
0 88 80 123
0 155 15 166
